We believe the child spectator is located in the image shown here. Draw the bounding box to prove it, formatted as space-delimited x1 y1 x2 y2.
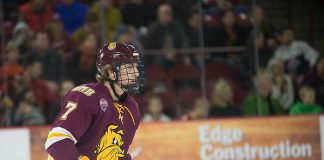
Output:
208 80 241 118
271 27 319 80
290 85 322 115
302 55 324 107
142 96 171 122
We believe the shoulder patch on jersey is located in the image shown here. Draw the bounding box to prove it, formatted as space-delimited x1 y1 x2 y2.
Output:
99 98 108 112
72 85 95 96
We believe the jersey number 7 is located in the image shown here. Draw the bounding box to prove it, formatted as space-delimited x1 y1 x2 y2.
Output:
60 101 78 120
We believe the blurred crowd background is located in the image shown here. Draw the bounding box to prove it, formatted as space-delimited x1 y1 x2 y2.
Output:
0 0 323 126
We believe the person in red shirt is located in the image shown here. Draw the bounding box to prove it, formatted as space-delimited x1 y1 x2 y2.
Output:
19 0 53 32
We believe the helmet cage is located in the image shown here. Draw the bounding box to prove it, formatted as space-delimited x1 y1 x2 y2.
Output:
114 61 144 94
96 43 144 94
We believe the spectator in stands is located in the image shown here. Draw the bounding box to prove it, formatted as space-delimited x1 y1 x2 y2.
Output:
209 10 247 47
208 9 248 66
302 55 324 107
55 0 88 35
290 85 322 115
142 96 171 122
6 21 33 54
19 0 53 32
184 11 201 48
48 80 75 123
114 25 146 80
208 80 241 118
67 32 98 85
248 6 276 49
144 3 188 68
14 92 45 126
121 0 150 28
73 11 99 45
24 31 64 84
217 0 233 11
183 11 211 67
0 92 15 126
141 0 165 25
114 24 144 55
91 0 121 41
168 0 196 26
7 75 30 121
47 14 74 61
268 59 294 111
0 46 24 79
248 31 273 67
22 60 58 117
271 27 319 81
182 97 210 120
244 69 284 116
242 31 273 83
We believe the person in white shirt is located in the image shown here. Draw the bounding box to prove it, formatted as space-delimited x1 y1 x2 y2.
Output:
268 59 294 110
272 27 319 77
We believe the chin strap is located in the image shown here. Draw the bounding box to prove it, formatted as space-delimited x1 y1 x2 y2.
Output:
99 72 128 103
107 79 128 102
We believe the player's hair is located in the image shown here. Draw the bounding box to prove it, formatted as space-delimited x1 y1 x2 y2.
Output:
96 64 113 83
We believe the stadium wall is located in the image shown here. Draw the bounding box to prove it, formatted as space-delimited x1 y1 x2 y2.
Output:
0 115 323 160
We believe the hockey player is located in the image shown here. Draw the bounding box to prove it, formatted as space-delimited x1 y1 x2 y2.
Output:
45 42 144 160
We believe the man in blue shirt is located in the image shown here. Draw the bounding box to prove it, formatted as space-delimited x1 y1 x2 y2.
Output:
55 0 88 35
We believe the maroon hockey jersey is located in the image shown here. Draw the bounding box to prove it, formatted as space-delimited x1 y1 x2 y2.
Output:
45 82 141 160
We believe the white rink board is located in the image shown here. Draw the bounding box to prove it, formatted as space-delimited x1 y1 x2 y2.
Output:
320 115 324 160
0 128 30 160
